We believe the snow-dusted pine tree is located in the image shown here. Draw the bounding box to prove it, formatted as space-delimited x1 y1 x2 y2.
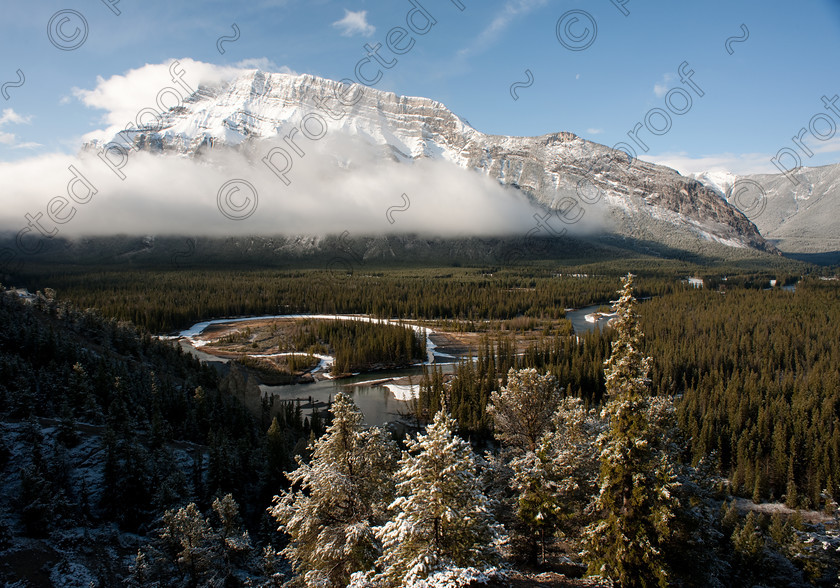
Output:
210 494 252 571
128 496 252 587
487 368 562 452
268 392 398 588
487 366 597 564
373 410 501 586
585 273 679 588
517 398 603 540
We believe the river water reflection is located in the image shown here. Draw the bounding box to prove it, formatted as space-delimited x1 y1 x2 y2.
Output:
259 365 458 426
565 304 613 334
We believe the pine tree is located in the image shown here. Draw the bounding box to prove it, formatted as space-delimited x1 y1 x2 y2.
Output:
785 455 799 508
269 392 398 588
127 495 252 587
731 510 765 580
498 396 603 565
768 511 793 550
585 273 679 588
166 503 221 584
487 367 561 452
266 416 290 491
486 367 568 563
211 494 252 572
373 410 501 586
57 401 80 448
507 441 563 565
536 398 603 531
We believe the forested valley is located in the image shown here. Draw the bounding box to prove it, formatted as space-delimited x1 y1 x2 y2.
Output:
418 280 840 509
1 263 839 587
13 263 798 333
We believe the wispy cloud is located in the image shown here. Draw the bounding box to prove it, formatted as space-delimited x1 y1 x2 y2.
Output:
586 128 604 135
653 73 673 98
0 108 34 148
642 150 778 176
811 136 840 155
646 137 840 176
459 0 548 57
0 109 31 126
235 58 295 74
332 9 375 37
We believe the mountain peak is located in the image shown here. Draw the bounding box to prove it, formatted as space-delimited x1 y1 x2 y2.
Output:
85 71 774 254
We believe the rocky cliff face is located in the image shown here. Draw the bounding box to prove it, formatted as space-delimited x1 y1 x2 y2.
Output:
87 70 774 253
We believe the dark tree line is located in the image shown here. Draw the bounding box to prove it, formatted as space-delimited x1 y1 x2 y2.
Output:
18 266 679 332
415 329 611 440
642 281 840 508
291 319 426 374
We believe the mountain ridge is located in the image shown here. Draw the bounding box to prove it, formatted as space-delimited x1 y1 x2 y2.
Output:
691 163 840 258
85 69 775 254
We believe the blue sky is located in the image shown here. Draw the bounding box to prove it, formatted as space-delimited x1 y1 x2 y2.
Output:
1 0 839 175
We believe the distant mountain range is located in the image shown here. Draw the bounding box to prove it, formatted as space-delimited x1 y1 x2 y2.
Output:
691 165 840 261
81 69 840 258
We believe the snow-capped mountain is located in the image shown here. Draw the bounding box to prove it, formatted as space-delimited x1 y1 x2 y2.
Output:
692 163 840 255
87 70 774 253
689 171 738 199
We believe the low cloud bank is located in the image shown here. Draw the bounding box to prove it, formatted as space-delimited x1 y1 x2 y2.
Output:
0 135 564 239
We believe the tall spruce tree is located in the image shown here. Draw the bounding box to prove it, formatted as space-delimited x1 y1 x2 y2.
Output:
585 273 678 588
268 392 398 588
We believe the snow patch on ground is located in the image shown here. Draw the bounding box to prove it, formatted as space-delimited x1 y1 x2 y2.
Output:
381 383 419 401
408 566 503 587
249 351 336 375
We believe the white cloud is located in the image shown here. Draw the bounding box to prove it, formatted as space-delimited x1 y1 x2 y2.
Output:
0 109 31 126
332 9 375 37
12 142 42 150
586 128 604 135
0 108 36 148
235 58 295 74
72 58 294 145
653 73 673 98
642 150 779 176
811 136 840 155
0 137 552 238
459 0 547 57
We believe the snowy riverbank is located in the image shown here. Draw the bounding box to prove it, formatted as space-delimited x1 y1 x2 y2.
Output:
175 313 451 385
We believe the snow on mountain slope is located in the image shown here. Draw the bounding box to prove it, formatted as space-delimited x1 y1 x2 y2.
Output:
692 163 840 254
86 69 774 253
689 171 738 198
